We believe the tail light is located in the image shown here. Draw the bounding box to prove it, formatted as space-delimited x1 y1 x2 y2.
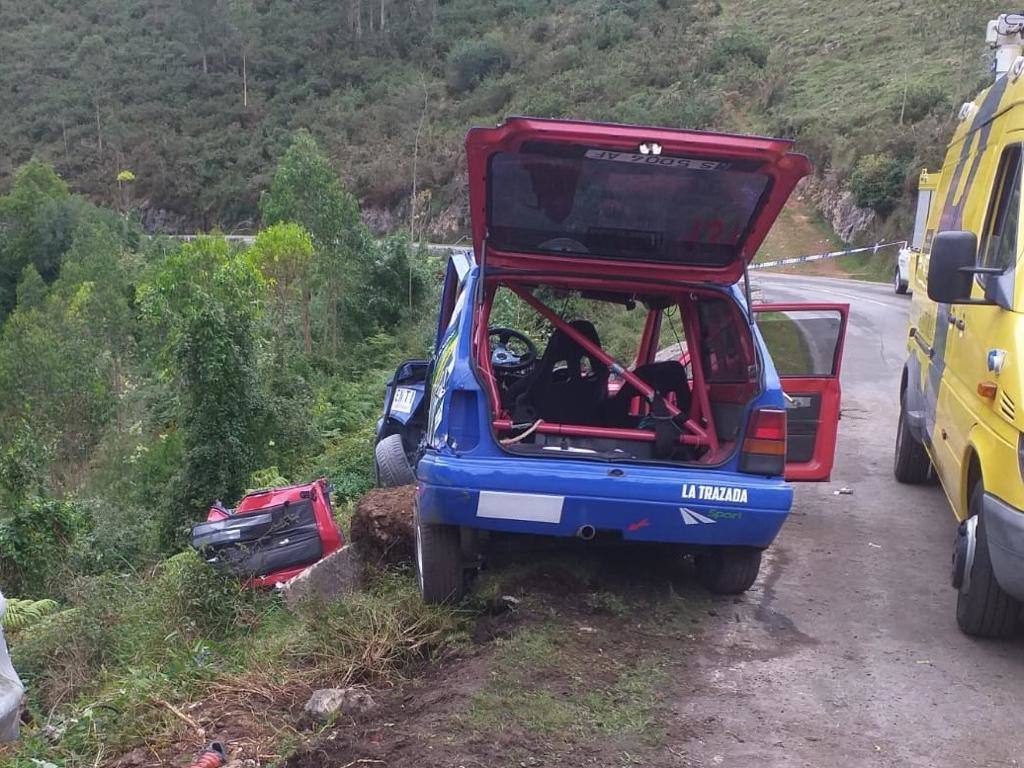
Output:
739 408 787 476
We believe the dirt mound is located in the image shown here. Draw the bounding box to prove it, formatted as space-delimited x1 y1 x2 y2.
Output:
349 485 415 565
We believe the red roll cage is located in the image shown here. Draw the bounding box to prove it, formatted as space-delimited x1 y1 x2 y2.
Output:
474 278 758 455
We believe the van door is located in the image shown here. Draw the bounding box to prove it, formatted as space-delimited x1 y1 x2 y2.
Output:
753 303 850 481
939 143 1023 515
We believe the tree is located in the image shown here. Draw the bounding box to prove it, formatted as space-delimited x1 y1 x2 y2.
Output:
228 0 258 109
139 237 265 546
850 153 908 217
0 161 71 312
261 131 367 354
74 35 111 157
250 222 315 355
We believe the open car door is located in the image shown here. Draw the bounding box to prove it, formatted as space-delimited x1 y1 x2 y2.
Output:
753 303 849 481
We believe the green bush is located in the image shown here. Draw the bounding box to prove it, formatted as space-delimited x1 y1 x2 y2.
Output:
308 426 377 504
0 495 87 598
850 152 908 216
703 30 770 72
447 37 511 93
292 570 460 683
897 81 950 123
10 551 257 708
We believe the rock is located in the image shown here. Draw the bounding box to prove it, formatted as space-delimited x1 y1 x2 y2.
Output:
282 545 365 610
798 173 877 243
303 687 377 723
349 486 416 566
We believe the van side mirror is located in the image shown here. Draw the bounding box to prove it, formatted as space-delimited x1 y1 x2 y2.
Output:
928 231 978 304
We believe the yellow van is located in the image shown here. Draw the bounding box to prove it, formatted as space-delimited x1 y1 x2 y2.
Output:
894 170 941 294
897 13 1024 638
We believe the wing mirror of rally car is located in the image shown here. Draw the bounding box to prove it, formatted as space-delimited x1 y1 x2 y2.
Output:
927 231 998 305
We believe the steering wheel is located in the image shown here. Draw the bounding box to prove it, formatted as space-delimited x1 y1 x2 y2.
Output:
488 327 538 373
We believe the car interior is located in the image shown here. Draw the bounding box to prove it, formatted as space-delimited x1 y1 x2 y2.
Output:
478 282 760 466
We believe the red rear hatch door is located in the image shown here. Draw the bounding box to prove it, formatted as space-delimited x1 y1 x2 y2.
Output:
466 117 811 284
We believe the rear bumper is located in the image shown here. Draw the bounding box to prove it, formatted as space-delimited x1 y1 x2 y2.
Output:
417 452 793 548
983 493 1024 602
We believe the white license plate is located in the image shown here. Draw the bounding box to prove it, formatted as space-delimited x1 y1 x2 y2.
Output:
391 387 418 415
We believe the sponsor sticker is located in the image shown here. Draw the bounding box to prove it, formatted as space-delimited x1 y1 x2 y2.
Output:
585 149 728 171
391 387 418 415
681 484 749 504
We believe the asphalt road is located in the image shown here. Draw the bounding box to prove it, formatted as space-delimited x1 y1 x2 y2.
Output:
675 272 1024 768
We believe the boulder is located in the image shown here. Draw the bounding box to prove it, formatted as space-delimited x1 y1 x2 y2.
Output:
282 545 364 610
349 485 416 566
303 687 376 723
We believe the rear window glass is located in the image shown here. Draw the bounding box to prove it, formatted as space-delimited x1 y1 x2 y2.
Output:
488 149 771 266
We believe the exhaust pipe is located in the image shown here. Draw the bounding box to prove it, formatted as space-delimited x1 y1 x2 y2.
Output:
575 524 596 541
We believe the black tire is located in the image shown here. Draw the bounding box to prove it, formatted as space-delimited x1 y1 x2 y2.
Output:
414 501 464 604
894 269 908 295
893 389 931 484
955 483 1022 638
375 434 415 487
696 547 762 594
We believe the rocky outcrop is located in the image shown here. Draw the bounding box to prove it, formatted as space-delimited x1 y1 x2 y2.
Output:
138 205 192 235
798 173 876 243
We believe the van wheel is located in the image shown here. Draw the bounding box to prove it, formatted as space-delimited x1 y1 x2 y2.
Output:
893 390 931 484
894 269 908 295
696 547 762 594
414 502 465 604
954 483 1022 638
375 434 415 487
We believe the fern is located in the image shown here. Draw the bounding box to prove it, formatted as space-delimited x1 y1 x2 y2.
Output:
2 597 59 631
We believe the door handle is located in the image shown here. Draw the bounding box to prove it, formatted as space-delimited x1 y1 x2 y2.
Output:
956 318 965 330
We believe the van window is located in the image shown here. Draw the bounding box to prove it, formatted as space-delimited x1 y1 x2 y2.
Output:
979 146 1023 274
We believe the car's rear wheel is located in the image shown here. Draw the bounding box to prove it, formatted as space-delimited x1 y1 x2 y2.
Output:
893 389 931 484
375 434 415 487
894 268 908 295
696 546 763 594
414 501 465 604
954 483 1022 638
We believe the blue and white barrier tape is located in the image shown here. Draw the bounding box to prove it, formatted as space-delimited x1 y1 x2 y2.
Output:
750 241 907 271
172 237 908 270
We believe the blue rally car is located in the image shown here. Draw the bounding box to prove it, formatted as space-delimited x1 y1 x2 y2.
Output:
375 118 849 603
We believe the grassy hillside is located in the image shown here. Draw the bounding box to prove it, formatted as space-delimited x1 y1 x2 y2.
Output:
0 0 1005 239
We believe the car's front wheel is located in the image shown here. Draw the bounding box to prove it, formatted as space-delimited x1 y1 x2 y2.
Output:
953 483 1022 638
414 501 465 604
696 546 763 594
894 268 908 295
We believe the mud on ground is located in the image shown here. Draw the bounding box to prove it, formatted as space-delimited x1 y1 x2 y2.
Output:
283 539 806 768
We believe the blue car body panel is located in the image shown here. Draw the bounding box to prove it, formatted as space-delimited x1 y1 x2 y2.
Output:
410 256 796 549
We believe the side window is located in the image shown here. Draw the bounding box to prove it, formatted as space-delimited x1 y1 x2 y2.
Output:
756 309 845 377
698 298 748 382
979 146 1023 274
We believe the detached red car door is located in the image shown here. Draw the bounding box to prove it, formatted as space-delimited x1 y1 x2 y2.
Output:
753 303 850 481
